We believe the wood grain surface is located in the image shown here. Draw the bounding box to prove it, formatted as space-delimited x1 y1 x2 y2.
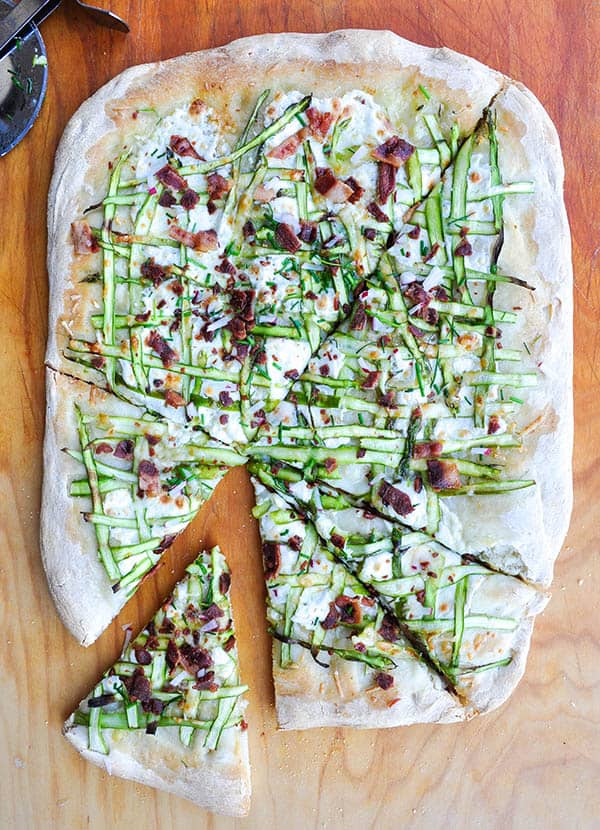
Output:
1 2 598 828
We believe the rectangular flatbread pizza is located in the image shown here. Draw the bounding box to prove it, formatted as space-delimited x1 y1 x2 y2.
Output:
43 29 572 810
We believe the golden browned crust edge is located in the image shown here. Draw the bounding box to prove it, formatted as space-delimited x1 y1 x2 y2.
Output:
63 717 250 816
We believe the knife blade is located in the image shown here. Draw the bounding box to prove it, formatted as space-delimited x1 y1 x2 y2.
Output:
0 0 61 63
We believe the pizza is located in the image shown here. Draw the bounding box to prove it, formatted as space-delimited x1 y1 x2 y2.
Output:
63 547 250 815
42 30 572 812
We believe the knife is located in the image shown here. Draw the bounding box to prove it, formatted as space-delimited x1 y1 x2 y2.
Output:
0 0 61 63
0 0 128 64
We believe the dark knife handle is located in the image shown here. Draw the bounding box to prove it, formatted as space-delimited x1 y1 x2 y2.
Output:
0 0 62 60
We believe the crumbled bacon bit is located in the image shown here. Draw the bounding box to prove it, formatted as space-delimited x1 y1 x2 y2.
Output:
114 439 134 459
219 572 231 594
454 238 473 257
423 242 440 263
367 201 389 223
488 414 501 435
202 603 224 621
166 640 180 669
180 188 200 210
379 481 414 516
230 289 255 321
345 176 365 204
194 672 218 692
229 317 247 340
168 226 218 251
263 541 281 580
224 635 236 652
377 163 397 204
323 457 337 473
379 613 400 642
404 282 428 305
372 136 415 167
94 442 113 455
413 441 443 459
362 370 380 389
143 698 164 716
207 172 231 201
408 225 420 239
288 535 302 551
134 647 153 665
275 222 301 253
321 601 341 630
350 302 367 331
123 668 152 703
242 219 255 240
314 167 353 202
216 257 236 276
91 355 106 369
158 191 177 208
138 459 160 497
378 391 395 408
71 220 99 254
299 220 317 243
219 390 234 407
414 475 423 494
330 533 345 550
375 672 394 690
147 330 177 367
164 389 186 408
427 459 462 490
306 107 333 140
155 164 187 192
169 135 201 159
253 183 276 203
179 643 212 675
336 595 362 625
362 227 376 241
267 128 307 159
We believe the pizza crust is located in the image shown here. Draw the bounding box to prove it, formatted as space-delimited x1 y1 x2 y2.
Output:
445 82 572 586
41 368 139 645
272 582 548 729
63 717 250 816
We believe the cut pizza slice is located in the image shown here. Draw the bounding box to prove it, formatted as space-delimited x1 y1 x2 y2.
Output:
251 475 464 727
250 106 553 582
51 78 488 447
63 546 250 816
42 370 246 645
252 461 548 715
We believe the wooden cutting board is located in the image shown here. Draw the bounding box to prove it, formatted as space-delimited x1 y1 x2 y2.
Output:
1 2 598 827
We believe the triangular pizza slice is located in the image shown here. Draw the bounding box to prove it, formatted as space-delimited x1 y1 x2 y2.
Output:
63 547 250 816
250 474 463 727
252 461 548 715
42 370 245 645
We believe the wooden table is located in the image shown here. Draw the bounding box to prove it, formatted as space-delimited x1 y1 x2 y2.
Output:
1 2 598 827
